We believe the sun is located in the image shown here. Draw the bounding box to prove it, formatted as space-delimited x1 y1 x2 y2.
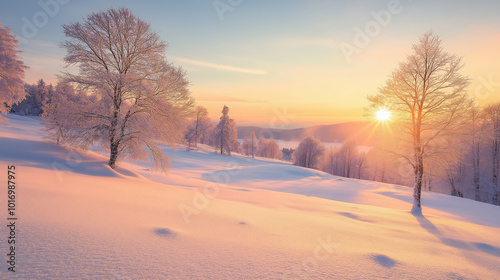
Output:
376 108 391 121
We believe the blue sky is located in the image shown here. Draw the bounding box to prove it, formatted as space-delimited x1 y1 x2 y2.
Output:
1 0 499 127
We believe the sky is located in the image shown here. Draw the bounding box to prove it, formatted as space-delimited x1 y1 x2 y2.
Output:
1 0 499 127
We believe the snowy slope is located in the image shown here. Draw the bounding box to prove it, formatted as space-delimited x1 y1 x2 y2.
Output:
1 114 500 279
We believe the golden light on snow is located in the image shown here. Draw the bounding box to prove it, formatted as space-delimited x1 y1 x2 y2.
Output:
376 108 391 122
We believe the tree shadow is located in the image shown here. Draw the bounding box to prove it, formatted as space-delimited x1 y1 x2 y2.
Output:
472 243 500 257
338 212 373 223
371 254 397 268
413 213 500 255
0 137 126 178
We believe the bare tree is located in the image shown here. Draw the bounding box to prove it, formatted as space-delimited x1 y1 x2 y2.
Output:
469 107 484 201
293 136 325 169
368 31 472 214
184 125 196 150
356 151 367 179
322 146 337 175
241 136 250 156
267 138 283 160
42 81 84 145
258 136 268 157
0 23 28 121
185 105 211 150
192 105 211 146
339 140 359 178
58 7 193 171
249 130 257 158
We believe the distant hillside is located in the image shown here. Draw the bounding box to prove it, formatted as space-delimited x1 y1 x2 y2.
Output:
237 122 379 146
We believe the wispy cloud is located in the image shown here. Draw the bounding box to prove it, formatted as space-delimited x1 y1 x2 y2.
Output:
171 57 268 75
272 37 340 49
195 95 266 103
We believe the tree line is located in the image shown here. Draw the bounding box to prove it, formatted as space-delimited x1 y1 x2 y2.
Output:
184 104 239 156
291 136 367 180
183 105 284 160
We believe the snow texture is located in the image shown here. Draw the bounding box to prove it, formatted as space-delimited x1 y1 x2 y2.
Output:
1 114 499 279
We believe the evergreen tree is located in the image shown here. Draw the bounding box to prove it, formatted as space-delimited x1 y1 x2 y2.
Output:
215 105 238 155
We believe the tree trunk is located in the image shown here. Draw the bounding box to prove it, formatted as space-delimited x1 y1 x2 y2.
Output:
251 139 254 158
194 118 199 147
412 155 424 214
56 127 62 145
492 138 498 189
220 125 224 155
473 141 481 201
108 107 120 169
108 142 119 169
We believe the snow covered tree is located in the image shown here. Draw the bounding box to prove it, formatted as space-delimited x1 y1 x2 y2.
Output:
42 81 81 145
322 146 341 175
192 105 211 146
184 105 211 150
339 140 359 178
232 136 240 153
258 136 268 157
368 31 472 214
184 125 197 150
249 130 257 158
267 138 282 160
241 136 250 156
247 135 282 160
215 105 238 155
321 141 365 179
293 136 325 169
59 7 193 170
0 23 27 121
356 151 367 179
241 130 257 158
203 123 215 145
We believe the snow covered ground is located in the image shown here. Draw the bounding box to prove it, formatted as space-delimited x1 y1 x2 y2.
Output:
1 114 500 279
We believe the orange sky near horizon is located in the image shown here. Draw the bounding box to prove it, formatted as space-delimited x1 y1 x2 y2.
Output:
7 1 499 128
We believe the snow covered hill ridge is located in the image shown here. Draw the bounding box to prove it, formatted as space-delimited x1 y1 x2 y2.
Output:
1 114 500 279
237 121 377 145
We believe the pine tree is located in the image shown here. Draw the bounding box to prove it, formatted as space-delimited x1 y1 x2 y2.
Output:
215 105 238 155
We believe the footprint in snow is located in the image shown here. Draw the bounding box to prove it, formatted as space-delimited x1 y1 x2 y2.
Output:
154 228 176 237
371 254 397 268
